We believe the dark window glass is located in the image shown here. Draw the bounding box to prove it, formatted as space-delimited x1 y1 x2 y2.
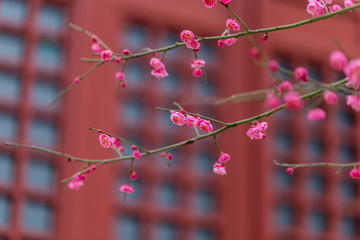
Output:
37 5 65 32
35 41 63 72
341 179 358 198
0 112 17 139
338 108 355 126
310 210 327 232
33 81 59 107
158 222 177 240
126 64 145 85
0 0 27 25
339 145 356 163
159 183 178 207
124 24 146 50
342 216 359 237
196 79 216 96
162 69 180 90
115 216 140 240
308 138 324 157
30 120 57 146
276 204 295 227
309 172 326 193
123 99 144 122
0 195 11 226
193 228 215 240
27 160 54 190
194 189 215 213
0 33 24 63
23 201 52 232
0 71 21 101
194 152 213 173
275 131 293 151
0 153 14 183
275 168 294 188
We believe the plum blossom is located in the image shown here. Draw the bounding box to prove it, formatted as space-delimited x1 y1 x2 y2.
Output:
284 91 304 110
249 47 259 59
307 108 326 121
191 59 206 77
91 43 101 53
199 120 213 133
218 40 225 48
265 91 281 108
220 0 232 4
307 0 326 17
286 168 294 175
213 162 227 175
100 50 113 61
133 150 142 160
119 184 134 193
150 58 168 79
344 58 360 89
269 60 279 72
180 30 195 43
247 121 268 140
294 67 308 82
130 171 138 180
226 19 240 31
170 111 186 126
350 168 360 179
346 94 360 112
329 50 348 71
203 0 216 8
344 0 355 7
278 81 293 92
99 134 113 148
218 152 231 164
324 90 338 105
224 38 237 46
329 4 342 12
68 176 85 190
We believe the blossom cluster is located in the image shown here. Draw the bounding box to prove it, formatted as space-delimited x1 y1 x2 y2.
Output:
150 58 168 79
203 0 232 8
170 110 213 133
180 30 200 50
213 152 231 175
68 165 97 190
306 0 355 18
246 121 268 140
191 59 206 77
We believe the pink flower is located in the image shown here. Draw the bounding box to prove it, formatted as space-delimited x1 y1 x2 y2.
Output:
307 108 326 121
180 30 195 43
199 120 213 133
100 50 113 61
249 47 259 59
247 121 268 140
186 40 201 50
130 171 138 181
119 184 134 193
122 49 130 55
346 95 360 112
193 68 203 77
115 72 124 80
203 0 216 8
218 40 225 48
307 0 326 17
284 91 304 110
151 68 168 79
265 91 281 108
112 138 122 149
68 176 84 190
220 0 232 4
329 50 348 71
170 111 186 126
261 34 268 42
99 134 114 148
344 58 360 89
225 38 237 46
131 145 137 150
218 152 230 164
133 150 142 160
278 81 293 92
226 19 240 31
286 168 294 175
329 4 342 12
344 0 355 7
213 162 227 175
350 168 360 179
115 56 122 63
186 115 199 127
294 67 309 82
324 90 338 105
73 77 80 84
191 59 206 68
269 60 279 72
150 58 165 69
91 43 101 53
166 152 173 161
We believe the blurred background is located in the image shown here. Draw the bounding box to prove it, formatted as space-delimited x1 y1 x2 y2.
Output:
0 0 359 239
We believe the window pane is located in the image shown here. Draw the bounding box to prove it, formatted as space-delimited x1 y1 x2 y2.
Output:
193 228 215 240
126 64 145 85
23 201 52 232
0 195 11 226
27 160 54 190
115 216 140 240
32 81 59 107
124 24 146 50
35 41 63 72
0 33 24 63
0 71 21 101
30 120 57 146
0 0 27 25
276 204 295 227
194 189 215 213
37 5 65 32
123 99 144 122
194 152 213 173
0 153 14 183
342 216 359 237
157 222 177 240
158 183 178 207
310 210 327 232
341 179 358 198
0 112 17 139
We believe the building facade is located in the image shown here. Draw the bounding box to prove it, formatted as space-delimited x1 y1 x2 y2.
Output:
0 0 359 240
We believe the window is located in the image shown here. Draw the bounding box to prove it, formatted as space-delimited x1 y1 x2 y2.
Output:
115 216 140 240
124 24 146 50
0 0 27 25
309 210 327 232
157 222 177 240
23 200 52 232
32 80 59 107
276 204 295 227
0 33 24 63
193 228 215 240
0 195 11 226
37 5 65 33
193 189 216 213
158 183 178 207
0 71 21 101
0 112 17 139
26 160 55 190
0 153 14 183
342 216 359 237
308 172 326 193
35 41 63 72
30 120 57 146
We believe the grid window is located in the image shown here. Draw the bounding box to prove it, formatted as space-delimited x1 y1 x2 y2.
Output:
0 71 21 101
342 216 359 237
30 120 57 146
308 138 324 157
340 179 358 198
193 189 216 213
37 5 65 32
339 144 356 163
115 216 140 240
162 69 180 90
309 210 327 232
26 160 54 190
23 200 52 232
32 80 59 107
126 63 146 85
195 78 216 96
0 112 17 139
0 153 14 183
157 222 177 240
193 228 215 240
35 41 63 72
0 195 11 226
275 131 293 151
194 152 213 173
308 172 326 193
276 204 295 227
123 99 145 122
0 33 24 63
124 24 146 50
0 0 27 25
158 183 178 207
